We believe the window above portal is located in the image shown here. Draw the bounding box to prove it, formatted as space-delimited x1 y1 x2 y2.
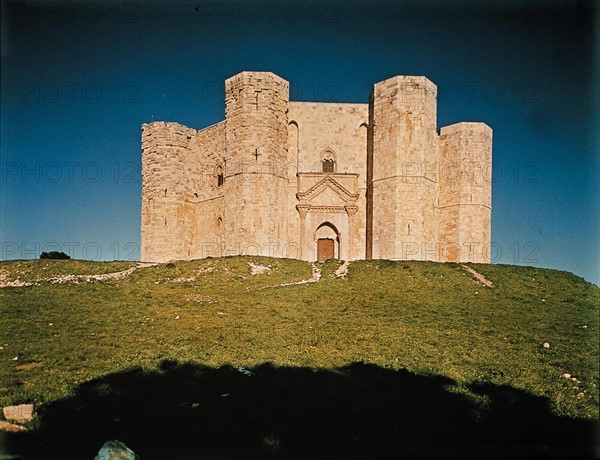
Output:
322 158 334 173
320 149 336 173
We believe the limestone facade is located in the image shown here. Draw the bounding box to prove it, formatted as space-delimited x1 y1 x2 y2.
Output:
141 71 492 263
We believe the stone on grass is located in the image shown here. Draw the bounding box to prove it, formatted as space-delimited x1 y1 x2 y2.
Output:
0 420 27 432
94 440 137 460
542 342 550 348
2 404 34 423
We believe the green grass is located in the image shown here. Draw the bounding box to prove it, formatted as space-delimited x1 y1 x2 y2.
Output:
0 256 598 422
0 259 136 283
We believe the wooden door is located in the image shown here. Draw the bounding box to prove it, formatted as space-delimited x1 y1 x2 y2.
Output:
317 238 335 261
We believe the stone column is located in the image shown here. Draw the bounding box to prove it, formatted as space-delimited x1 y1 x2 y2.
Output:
296 204 310 260
345 205 358 261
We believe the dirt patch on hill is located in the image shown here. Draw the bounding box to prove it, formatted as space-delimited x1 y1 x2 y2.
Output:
461 265 494 288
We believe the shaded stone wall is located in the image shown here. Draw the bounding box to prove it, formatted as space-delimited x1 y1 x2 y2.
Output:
182 121 226 259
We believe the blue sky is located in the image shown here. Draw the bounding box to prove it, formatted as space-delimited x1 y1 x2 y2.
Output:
1 0 598 284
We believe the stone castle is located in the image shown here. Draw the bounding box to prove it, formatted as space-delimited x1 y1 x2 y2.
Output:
141 71 492 263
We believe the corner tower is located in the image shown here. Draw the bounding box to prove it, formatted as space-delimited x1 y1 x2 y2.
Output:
368 76 438 260
222 71 290 257
141 121 197 262
438 122 492 263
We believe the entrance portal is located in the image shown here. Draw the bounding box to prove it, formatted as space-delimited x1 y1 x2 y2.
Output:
317 238 335 261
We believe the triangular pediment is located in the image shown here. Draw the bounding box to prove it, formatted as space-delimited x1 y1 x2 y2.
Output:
310 185 347 206
297 175 359 204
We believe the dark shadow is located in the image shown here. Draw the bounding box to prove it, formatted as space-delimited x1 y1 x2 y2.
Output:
4 361 597 459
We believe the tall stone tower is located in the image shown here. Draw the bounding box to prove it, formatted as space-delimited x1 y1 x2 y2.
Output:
438 123 492 263
222 71 290 257
141 122 196 262
368 76 438 260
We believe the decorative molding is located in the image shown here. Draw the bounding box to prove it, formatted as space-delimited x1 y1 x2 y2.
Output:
297 174 359 202
345 206 359 216
296 204 311 218
308 206 347 213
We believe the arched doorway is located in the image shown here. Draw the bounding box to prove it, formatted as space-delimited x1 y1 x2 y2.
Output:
315 222 340 262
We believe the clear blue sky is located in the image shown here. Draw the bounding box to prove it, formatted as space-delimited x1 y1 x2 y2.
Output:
1 1 598 284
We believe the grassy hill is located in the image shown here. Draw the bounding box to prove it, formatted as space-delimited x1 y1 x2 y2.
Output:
0 257 598 457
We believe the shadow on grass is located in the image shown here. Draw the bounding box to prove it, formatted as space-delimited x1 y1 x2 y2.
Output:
4 361 598 459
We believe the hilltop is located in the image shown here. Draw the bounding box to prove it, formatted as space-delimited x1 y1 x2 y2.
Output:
0 257 598 457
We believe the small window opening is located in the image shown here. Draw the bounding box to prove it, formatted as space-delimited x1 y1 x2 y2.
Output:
322 158 335 173
216 166 224 187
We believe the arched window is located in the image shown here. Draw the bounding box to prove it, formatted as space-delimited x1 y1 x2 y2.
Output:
322 158 334 173
321 149 336 173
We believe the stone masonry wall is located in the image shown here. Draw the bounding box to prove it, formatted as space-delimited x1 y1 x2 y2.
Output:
438 122 492 263
222 72 290 257
141 121 198 262
181 121 226 259
369 76 438 260
287 102 368 261
141 71 492 264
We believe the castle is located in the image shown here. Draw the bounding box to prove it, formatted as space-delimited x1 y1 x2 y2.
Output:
141 71 492 263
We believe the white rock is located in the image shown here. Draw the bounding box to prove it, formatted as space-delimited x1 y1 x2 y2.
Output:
562 373 571 379
175 315 180 320
3 404 34 423
238 367 253 377
542 342 550 348
94 440 136 460
248 262 271 275
0 420 27 432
